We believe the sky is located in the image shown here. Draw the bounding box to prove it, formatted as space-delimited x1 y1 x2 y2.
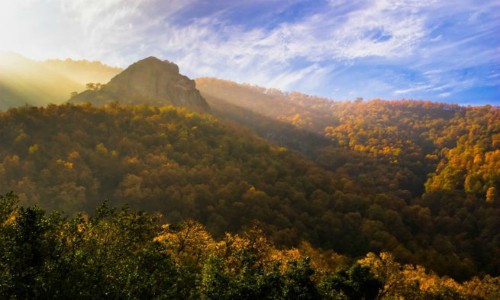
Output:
0 0 499 105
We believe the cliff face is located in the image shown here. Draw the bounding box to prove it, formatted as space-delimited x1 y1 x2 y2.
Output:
71 57 210 113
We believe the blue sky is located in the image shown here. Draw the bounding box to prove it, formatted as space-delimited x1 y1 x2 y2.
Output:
0 0 498 105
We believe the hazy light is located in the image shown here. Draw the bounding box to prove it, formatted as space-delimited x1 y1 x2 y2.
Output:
0 0 498 104
0 1 80 60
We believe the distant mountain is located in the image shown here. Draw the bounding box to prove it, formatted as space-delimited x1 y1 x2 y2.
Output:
70 57 210 113
0 52 81 110
0 52 120 111
41 58 122 87
196 77 499 200
195 77 500 278
1 101 498 280
0 57 498 280
196 77 334 132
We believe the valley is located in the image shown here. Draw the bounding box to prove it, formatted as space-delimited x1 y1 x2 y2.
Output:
0 55 498 298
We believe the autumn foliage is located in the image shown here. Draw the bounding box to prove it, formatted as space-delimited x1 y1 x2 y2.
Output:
0 100 498 282
1 193 498 299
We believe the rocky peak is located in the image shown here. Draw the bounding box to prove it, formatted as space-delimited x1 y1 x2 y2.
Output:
136 56 179 73
70 57 210 113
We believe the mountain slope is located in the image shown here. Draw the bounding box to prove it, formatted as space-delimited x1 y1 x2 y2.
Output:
0 103 337 242
41 58 122 86
195 78 500 278
70 57 210 113
0 103 498 279
0 58 498 279
196 77 499 199
0 52 120 111
0 52 82 110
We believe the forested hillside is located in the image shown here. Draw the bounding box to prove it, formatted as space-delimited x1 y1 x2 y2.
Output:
0 53 81 110
0 52 120 110
70 57 209 113
41 58 122 87
196 78 500 278
1 0 498 296
0 103 498 281
2 193 498 299
196 78 499 201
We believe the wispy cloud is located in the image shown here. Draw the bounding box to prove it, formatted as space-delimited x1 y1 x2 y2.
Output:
0 0 498 104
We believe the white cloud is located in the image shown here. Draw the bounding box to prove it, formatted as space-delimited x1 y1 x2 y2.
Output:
123 0 435 96
394 84 433 95
327 0 430 59
0 0 498 103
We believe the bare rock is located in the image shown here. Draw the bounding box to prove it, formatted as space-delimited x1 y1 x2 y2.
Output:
71 56 210 113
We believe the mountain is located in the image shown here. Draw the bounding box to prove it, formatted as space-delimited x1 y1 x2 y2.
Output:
70 57 210 113
1 101 498 280
0 52 81 110
196 78 499 198
41 58 122 87
196 77 334 132
0 103 338 247
0 52 120 111
194 77 500 278
0 58 498 280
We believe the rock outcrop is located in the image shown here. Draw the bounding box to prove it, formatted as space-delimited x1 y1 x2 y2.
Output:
70 57 210 113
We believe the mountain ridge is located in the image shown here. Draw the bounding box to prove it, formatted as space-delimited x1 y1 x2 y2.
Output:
0 55 498 281
70 56 210 113
0 52 121 110
41 58 122 86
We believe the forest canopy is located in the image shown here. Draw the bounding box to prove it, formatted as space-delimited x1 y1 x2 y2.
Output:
1 192 498 299
0 102 498 282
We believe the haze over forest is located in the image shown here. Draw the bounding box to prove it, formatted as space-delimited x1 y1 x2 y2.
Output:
0 1 499 299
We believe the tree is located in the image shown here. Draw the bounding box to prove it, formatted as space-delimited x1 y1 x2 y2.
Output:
319 263 381 300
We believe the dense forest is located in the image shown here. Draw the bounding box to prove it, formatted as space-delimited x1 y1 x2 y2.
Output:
0 102 498 283
0 56 498 298
196 78 499 201
196 78 500 279
1 192 499 299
